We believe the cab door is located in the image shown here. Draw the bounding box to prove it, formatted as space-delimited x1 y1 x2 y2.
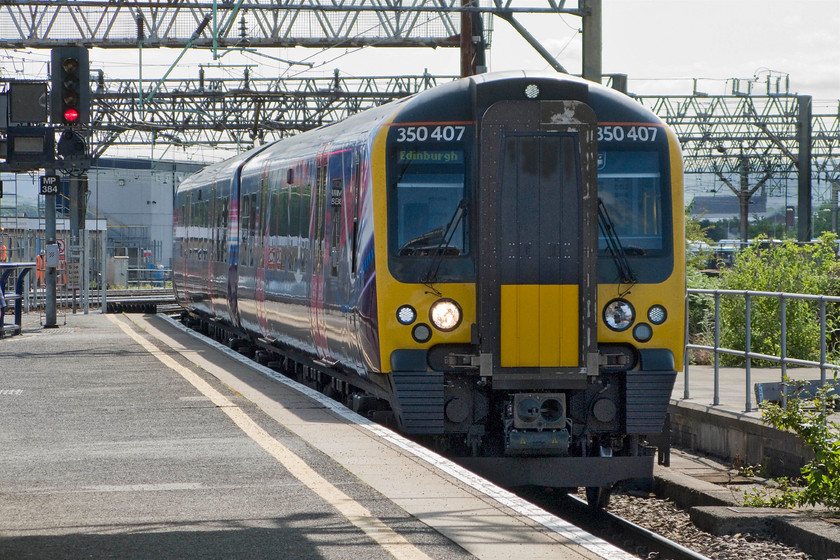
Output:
476 100 599 389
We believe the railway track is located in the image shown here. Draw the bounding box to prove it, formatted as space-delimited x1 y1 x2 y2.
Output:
27 288 180 315
516 487 712 560
562 494 713 560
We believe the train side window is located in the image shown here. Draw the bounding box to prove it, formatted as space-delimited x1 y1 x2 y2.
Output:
186 193 193 260
315 163 327 255
249 193 258 267
199 199 205 261
198 200 204 261
330 177 342 276
269 189 279 237
278 182 289 237
217 199 225 262
221 198 228 261
179 202 186 258
351 149 361 276
301 184 312 240
241 194 251 266
290 181 301 239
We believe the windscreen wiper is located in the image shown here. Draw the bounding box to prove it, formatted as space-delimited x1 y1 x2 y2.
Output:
597 197 637 285
423 199 468 291
398 227 446 256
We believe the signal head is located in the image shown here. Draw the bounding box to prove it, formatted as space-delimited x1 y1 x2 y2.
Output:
61 57 79 74
51 48 89 125
63 108 80 123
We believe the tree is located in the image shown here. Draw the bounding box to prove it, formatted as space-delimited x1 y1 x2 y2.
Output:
713 154 773 245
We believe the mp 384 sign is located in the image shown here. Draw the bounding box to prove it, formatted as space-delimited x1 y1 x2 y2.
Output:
40 175 60 195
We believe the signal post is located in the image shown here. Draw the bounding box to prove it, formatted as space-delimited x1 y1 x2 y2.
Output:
0 47 92 326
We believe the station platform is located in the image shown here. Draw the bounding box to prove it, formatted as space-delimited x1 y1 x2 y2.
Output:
0 313 633 560
668 362 832 474
661 363 840 559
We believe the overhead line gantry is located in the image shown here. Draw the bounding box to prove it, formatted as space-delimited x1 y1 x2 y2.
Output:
0 1 579 50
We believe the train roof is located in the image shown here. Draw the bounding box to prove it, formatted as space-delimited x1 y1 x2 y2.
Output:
390 70 662 126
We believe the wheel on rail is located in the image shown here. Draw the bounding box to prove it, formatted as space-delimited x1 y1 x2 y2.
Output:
585 485 612 509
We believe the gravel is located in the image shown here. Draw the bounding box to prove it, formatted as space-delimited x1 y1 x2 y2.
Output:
604 491 814 560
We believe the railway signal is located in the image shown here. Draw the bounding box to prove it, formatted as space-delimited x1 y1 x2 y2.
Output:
50 47 89 126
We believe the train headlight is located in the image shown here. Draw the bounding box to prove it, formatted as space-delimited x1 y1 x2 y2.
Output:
647 305 667 325
430 299 462 331
396 305 417 325
603 299 634 332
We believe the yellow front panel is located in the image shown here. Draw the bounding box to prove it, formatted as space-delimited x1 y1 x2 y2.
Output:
501 285 578 368
595 127 687 372
371 120 476 372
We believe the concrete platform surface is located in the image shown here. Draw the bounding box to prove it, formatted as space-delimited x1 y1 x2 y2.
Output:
0 313 633 560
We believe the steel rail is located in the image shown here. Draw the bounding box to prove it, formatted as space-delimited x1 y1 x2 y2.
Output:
556 493 713 560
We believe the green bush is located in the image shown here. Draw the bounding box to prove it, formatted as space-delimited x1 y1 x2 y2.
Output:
744 380 840 510
717 234 840 366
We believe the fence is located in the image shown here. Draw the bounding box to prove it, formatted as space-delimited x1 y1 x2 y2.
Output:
685 288 840 411
127 266 172 288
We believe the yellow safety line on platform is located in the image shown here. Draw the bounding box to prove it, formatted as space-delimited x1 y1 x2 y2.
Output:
106 314 434 560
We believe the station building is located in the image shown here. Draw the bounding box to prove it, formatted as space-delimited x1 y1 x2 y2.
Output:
1 158 204 275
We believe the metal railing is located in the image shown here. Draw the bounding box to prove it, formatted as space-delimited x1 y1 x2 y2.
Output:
0 262 37 337
126 266 172 288
685 289 840 411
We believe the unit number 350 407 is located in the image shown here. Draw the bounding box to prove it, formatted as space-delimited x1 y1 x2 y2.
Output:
597 125 659 142
395 125 466 142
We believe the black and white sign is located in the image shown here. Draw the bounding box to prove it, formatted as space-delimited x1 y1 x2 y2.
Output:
40 175 60 195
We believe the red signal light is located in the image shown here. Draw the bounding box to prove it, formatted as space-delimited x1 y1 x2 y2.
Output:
63 108 80 123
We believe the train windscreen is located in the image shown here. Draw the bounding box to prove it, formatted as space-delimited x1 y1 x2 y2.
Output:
597 151 664 255
391 149 468 257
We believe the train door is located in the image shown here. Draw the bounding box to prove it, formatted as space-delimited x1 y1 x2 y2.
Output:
255 161 271 336
476 100 599 387
185 191 195 301
179 191 193 304
227 169 242 327
345 147 365 369
208 183 218 315
310 153 331 360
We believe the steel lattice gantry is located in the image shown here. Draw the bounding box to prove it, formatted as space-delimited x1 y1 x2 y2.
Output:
88 72 455 157
633 88 839 241
635 93 840 194
0 0 582 49
28 73 840 198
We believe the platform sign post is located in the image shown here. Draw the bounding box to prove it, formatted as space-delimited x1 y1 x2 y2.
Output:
43 171 58 328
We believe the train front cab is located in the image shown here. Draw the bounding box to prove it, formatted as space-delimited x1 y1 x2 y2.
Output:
374 75 684 495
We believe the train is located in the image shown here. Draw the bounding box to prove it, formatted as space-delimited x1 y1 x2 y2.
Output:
173 71 685 507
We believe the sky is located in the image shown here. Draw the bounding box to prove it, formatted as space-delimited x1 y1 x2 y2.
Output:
2 0 839 202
